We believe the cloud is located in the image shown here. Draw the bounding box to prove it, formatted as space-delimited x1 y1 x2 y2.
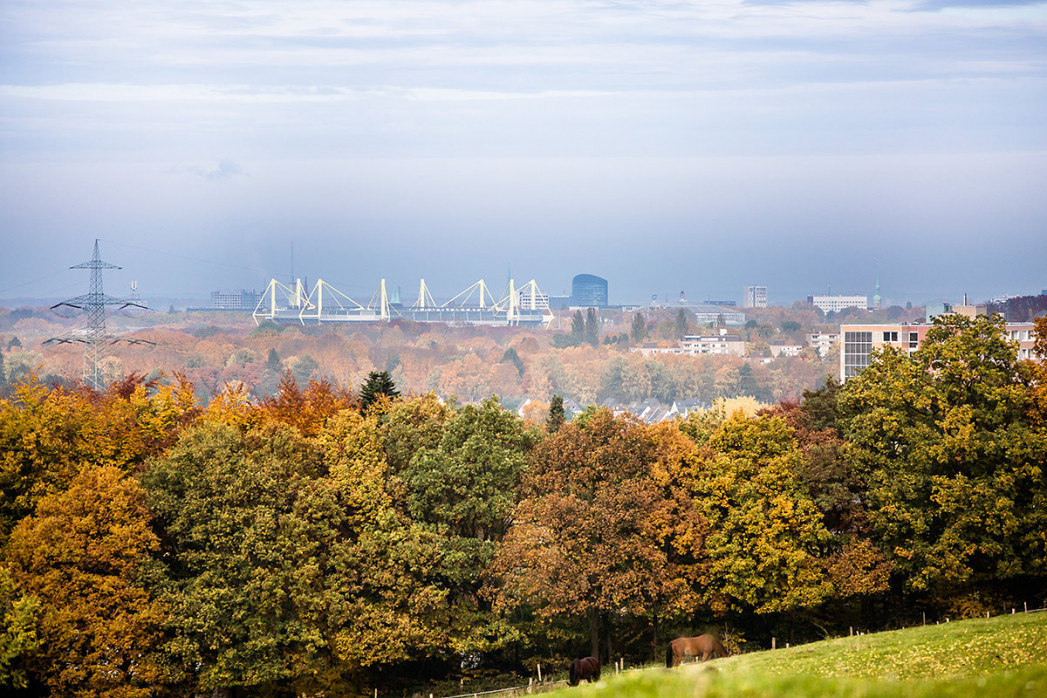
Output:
198 160 245 181
918 0 1045 7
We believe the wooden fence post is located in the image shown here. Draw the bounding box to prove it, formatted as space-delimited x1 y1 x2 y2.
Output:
772 637 776 650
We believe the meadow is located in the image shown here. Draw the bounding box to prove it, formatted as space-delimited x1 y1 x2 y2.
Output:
543 611 1047 698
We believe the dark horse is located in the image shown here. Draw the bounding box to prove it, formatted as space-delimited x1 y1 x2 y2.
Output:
666 634 729 667
568 656 600 686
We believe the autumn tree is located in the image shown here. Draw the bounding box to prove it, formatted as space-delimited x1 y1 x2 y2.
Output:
315 409 451 681
0 374 196 545
382 393 454 476
5 466 168 696
490 409 675 660
256 373 356 436
693 412 834 615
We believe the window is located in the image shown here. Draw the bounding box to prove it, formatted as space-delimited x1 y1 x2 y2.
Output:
844 331 873 379
882 331 898 342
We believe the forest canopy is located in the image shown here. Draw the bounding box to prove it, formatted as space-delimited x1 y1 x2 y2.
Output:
0 314 1044 696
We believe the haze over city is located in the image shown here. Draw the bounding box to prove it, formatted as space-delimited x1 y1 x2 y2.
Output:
2 1 1045 307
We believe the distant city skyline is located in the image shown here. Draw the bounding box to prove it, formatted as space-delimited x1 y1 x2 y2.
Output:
2 2 1045 307
4 242 1039 314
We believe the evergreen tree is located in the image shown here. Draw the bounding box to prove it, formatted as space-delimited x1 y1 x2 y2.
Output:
584 307 599 346
630 312 646 343
265 347 281 371
570 310 585 341
546 394 565 433
359 370 400 412
501 347 524 377
676 308 689 337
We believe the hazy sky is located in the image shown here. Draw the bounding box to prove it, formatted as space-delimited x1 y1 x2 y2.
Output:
1 0 1045 307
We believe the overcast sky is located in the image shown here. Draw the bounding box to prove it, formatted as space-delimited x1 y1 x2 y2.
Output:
1 0 1045 308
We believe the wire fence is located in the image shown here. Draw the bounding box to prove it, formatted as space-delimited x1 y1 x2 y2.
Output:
388 603 1047 698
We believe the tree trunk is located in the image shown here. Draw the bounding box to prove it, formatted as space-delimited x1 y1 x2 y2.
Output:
588 608 600 660
652 615 659 664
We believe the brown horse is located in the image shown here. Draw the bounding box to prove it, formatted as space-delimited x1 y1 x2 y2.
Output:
666 634 729 667
568 656 600 685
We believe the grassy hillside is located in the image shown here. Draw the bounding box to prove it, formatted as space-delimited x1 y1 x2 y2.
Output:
546 611 1047 698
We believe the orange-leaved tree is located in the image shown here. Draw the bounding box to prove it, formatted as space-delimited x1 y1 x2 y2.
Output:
4 465 169 696
490 408 676 660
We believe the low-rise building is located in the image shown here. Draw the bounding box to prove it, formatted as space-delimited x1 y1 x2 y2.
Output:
769 344 803 358
681 332 746 356
806 332 840 358
633 329 746 358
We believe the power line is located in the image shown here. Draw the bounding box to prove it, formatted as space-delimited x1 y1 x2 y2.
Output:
43 240 153 390
101 239 273 276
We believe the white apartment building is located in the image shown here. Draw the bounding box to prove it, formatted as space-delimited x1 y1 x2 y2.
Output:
806 332 840 358
743 286 768 308
633 329 746 358
809 295 869 314
681 332 746 357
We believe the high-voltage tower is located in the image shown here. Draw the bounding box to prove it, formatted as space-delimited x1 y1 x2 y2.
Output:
45 240 151 390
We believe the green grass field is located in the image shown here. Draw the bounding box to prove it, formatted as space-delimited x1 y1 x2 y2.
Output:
543 612 1047 697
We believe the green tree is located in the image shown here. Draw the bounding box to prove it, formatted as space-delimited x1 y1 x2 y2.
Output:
359 370 400 412
585 308 600 346
143 422 349 694
630 312 647 343
840 313 1047 607
382 393 453 475
676 308 689 337
5 466 168 696
571 310 585 342
547 394 566 433
316 410 451 679
501 347 525 377
0 567 39 691
265 347 281 371
396 397 535 655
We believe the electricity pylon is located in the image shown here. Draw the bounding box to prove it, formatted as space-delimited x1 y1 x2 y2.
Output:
45 240 152 390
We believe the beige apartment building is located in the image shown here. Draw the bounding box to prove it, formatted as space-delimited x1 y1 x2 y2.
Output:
840 320 1038 381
